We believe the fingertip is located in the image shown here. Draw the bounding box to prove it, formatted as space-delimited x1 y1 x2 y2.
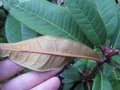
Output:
31 76 61 90
3 70 61 90
51 76 61 88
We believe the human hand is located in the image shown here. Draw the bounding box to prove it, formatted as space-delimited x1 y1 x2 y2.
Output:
0 59 61 90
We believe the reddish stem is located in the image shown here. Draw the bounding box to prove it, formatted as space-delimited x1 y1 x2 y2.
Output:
87 82 90 90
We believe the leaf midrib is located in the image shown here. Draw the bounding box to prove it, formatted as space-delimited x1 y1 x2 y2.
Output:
113 29 120 49
12 4 79 41
70 0 101 45
95 0 117 35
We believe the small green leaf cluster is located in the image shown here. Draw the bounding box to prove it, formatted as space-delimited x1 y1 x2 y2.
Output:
1 0 120 90
61 59 96 90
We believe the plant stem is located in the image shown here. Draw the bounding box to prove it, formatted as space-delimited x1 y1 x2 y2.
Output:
87 81 90 90
87 48 119 79
71 47 119 89
87 62 103 79
77 67 86 79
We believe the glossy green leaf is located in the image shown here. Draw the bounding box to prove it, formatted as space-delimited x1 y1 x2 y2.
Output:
9 0 93 47
5 15 22 43
62 67 81 81
3 0 30 11
21 24 38 40
112 55 120 65
3 0 18 11
63 83 74 90
110 16 120 49
114 69 120 79
111 79 120 90
118 1 120 13
64 0 107 47
73 59 88 67
110 3 120 49
93 0 118 37
92 73 112 90
87 60 96 70
74 83 84 90
103 63 115 77
62 78 74 83
73 59 96 71
73 59 88 72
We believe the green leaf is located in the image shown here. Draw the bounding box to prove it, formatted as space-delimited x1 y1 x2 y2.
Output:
64 0 107 47
9 0 93 47
92 0 118 37
62 78 74 83
63 83 74 90
3 0 30 11
111 15 120 49
62 67 81 81
87 60 96 70
112 55 120 65
103 63 115 77
21 24 38 40
118 1 120 13
5 15 22 43
92 73 112 90
73 59 88 72
74 83 84 90
74 59 97 71
111 79 120 90
114 69 120 79
3 0 18 11
110 3 120 49
110 16 120 49
73 58 88 67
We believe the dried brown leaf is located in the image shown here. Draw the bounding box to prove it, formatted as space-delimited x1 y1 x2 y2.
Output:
0 36 100 71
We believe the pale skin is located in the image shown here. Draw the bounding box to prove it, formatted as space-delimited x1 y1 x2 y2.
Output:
0 59 61 90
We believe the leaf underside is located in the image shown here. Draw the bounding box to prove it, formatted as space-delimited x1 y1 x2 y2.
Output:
0 36 99 71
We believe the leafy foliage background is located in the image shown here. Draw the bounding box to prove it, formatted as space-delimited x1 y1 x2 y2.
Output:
0 0 120 90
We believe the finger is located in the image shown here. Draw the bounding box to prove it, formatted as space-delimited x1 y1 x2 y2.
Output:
31 77 60 90
2 69 62 90
0 59 24 82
